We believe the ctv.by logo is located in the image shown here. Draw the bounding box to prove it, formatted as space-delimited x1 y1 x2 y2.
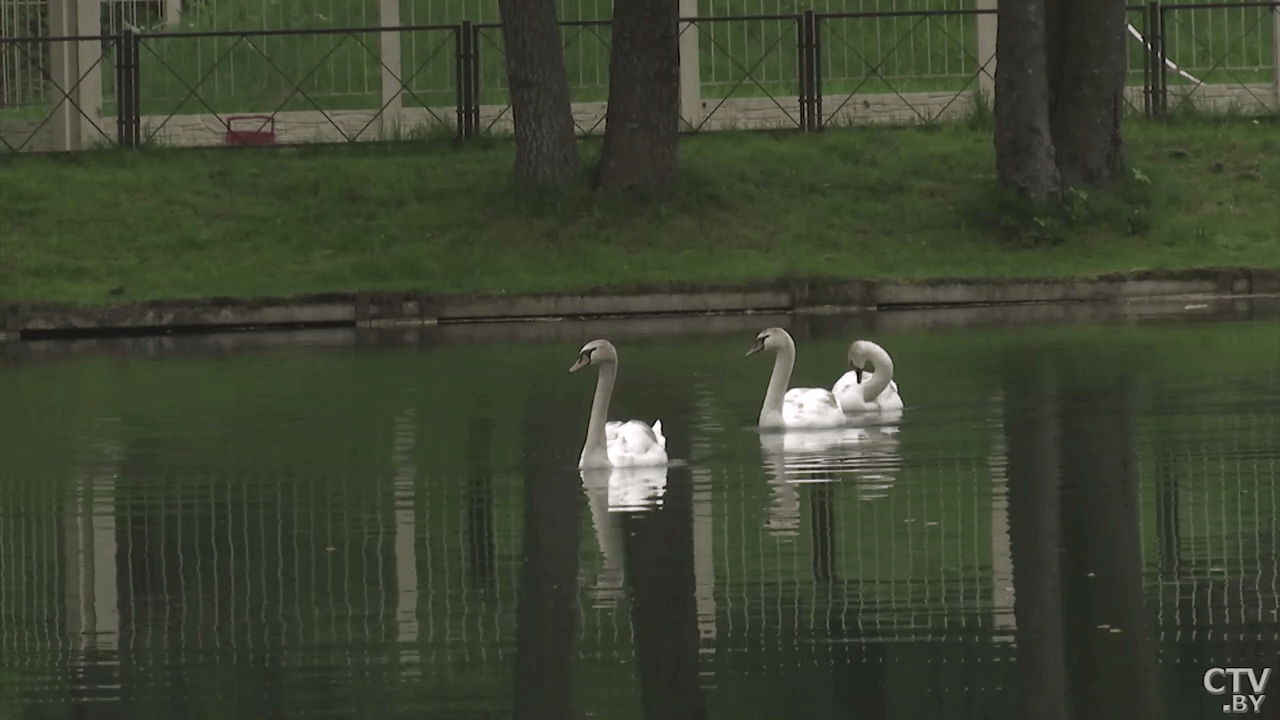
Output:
1204 667 1271 714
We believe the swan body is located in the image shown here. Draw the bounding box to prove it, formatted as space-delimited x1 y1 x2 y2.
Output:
746 327 848 429
571 339 668 469
833 339 904 412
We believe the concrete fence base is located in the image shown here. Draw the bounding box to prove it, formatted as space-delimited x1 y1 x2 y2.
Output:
5 82 1277 152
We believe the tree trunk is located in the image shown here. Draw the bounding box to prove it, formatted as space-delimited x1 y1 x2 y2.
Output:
1046 0 1128 188
994 0 1060 198
596 0 680 192
497 0 580 186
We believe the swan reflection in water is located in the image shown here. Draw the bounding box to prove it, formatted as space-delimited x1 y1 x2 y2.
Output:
759 410 903 536
579 465 669 607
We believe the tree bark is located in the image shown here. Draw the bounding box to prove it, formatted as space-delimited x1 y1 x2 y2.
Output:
994 0 1060 198
1046 0 1128 188
596 0 680 192
995 0 1126 195
497 0 580 186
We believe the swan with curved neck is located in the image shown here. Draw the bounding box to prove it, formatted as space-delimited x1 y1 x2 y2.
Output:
746 327 847 430
570 339 668 469
833 339 904 412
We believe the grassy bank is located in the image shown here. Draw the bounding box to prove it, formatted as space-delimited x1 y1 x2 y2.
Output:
2 118 1278 306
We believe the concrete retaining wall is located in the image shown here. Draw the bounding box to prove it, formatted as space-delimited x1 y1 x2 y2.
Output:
5 268 1280 341
8 292 1280 365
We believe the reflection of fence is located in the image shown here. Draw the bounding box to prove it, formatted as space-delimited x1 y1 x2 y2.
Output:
2 1 1277 153
0 397 1278 714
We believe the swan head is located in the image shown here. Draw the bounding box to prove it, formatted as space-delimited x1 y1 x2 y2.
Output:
847 340 885 382
746 327 793 357
570 339 618 373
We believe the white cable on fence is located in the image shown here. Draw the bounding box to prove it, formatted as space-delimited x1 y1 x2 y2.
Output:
1126 22 1203 85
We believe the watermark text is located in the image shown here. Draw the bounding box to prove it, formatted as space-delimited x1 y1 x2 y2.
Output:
1204 668 1270 714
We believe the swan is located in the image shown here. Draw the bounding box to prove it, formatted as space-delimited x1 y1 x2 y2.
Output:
570 339 668 469
832 339 904 413
746 327 848 430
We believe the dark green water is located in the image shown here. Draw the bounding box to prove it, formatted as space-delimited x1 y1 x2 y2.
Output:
2 304 1279 719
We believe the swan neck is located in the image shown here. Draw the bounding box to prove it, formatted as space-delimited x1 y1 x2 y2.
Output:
583 362 616 463
760 339 795 425
861 344 894 402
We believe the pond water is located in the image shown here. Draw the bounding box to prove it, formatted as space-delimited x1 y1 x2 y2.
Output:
2 300 1280 720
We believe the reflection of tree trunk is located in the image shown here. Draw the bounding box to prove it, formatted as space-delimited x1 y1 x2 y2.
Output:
1003 365 1069 720
1059 380 1159 720
513 399 582 720
809 482 836 583
466 417 496 591
621 468 706 720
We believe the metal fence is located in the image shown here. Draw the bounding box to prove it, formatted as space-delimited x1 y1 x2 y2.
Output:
1 2 1278 153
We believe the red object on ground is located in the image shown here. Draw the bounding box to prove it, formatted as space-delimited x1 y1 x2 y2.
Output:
225 115 276 144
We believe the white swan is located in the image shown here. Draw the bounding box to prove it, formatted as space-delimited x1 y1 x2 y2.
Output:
570 339 668 469
832 339 904 413
746 327 848 429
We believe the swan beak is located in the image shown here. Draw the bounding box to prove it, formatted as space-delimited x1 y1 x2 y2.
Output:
569 355 589 373
854 367 864 383
745 342 764 357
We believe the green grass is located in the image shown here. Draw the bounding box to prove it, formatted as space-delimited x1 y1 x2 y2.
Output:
3 117 1279 306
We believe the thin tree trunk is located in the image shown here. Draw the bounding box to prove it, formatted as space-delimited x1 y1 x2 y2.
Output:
597 0 680 192
1046 0 1128 188
994 0 1060 198
497 0 580 186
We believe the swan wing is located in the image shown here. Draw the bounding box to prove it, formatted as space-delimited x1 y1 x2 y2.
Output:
607 420 668 466
832 371 861 405
783 387 846 426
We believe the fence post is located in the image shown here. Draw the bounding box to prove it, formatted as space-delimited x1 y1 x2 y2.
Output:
812 11 823 130
455 22 470 139
1273 3 1279 110
1152 2 1162 116
1155 2 1167 116
114 28 140 148
379 0 402 139
116 31 129 147
975 0 997 109
48 0 104 151
128 29 141 147
797 13 808 131
468 23 480 137
678 0 702 130
162 0 182 27
798 10 818 131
